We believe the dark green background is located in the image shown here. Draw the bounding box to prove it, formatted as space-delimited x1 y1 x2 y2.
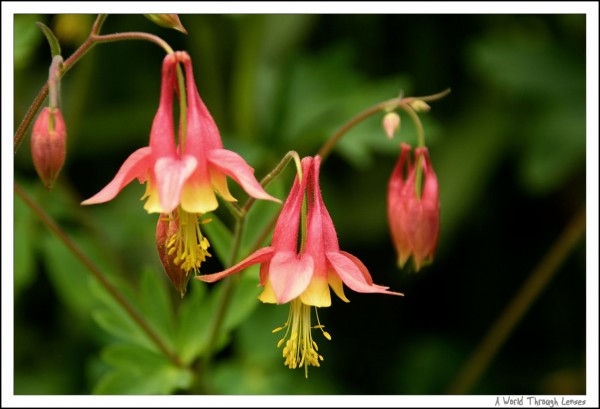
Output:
13 14 587 395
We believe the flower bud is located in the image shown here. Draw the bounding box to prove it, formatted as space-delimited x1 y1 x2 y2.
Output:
156 214 190 298
382 112 401 139
30 107 67 190
144 14 187 34
409 99 431 112
388 143 440 271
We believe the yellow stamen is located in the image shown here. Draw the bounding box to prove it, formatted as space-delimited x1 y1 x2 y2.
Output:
166 208 211 274
274 298 331 378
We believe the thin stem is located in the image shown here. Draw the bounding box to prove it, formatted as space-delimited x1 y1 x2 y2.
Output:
447 205 586 394
409 87 451 103
317 100 392 162
241 150 301 214
91 14 108 35
400 104 426 196
399 104 425 148
316 88 451 163
48 56 63 110
176 64 187 148
200 220 242 379
14 183 183 368
91 31 174 55
14 15 175 154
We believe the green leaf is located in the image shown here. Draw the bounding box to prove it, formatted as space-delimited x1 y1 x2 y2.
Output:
41 231 106 319
14 191 38 299
14 15 44 69
90 278 157 352
223 267 261 331
94 343 192 395
174 280 211 364
240 177 285 255
202 212 233 266
36 21 61 58
138 268 176 349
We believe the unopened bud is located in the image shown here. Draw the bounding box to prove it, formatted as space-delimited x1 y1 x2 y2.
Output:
382 112 401 139
145 14 187 34
31 107 67 190
156 214 190 298
409 99 431 112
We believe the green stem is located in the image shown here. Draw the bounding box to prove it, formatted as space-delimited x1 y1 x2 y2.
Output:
399 104 425 148
14 182 183 368
91 31 174 54
447 205 586 394
317 88 450 163
199 150 302 385
399 104 426 196
176 64 187 148
241 150 301 214
14 15 176 154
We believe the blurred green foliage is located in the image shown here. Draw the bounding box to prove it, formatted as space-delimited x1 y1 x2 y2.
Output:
13 14 586 395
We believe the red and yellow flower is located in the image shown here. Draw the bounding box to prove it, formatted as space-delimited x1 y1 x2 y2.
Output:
198 155 401 376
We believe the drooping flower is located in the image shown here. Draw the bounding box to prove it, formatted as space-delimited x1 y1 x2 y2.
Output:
82 51 279 215
31 107 67 190
198 155 401 376
176 51 280 214
388 143 440 271
81 52 195 213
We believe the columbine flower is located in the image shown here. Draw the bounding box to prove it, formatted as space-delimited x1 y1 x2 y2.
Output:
82 51 278 215
82 51 278 287
31 107 67 190
81 52 194 213
198 155 401 377
388 143 440 271
176 51 280 214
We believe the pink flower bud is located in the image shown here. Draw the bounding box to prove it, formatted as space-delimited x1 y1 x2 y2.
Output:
388 143 440 271
382 112 401 139
30 107 67 190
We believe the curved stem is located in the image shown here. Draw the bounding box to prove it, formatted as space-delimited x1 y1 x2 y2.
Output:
241 150 301 214
317 99 392 162
14 182 183 368
91 31 174 54
447 205 586 394
399 104 425 148
91 14 108 35
399 104 426 196
317 88 451 163
14 15 176 154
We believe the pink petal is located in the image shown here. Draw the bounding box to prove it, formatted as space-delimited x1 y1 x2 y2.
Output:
148 55 177 156
269 251 314 304
81 147 152 205
208 149 280 203
182 56 223 152
326 252 402 296
270 157 312 252
154 154 197 213
196 247 274 283
310 156 340 252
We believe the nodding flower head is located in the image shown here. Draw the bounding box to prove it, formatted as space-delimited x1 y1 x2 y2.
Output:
197 155 402 377
388 143 440 271
82 51 279 215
